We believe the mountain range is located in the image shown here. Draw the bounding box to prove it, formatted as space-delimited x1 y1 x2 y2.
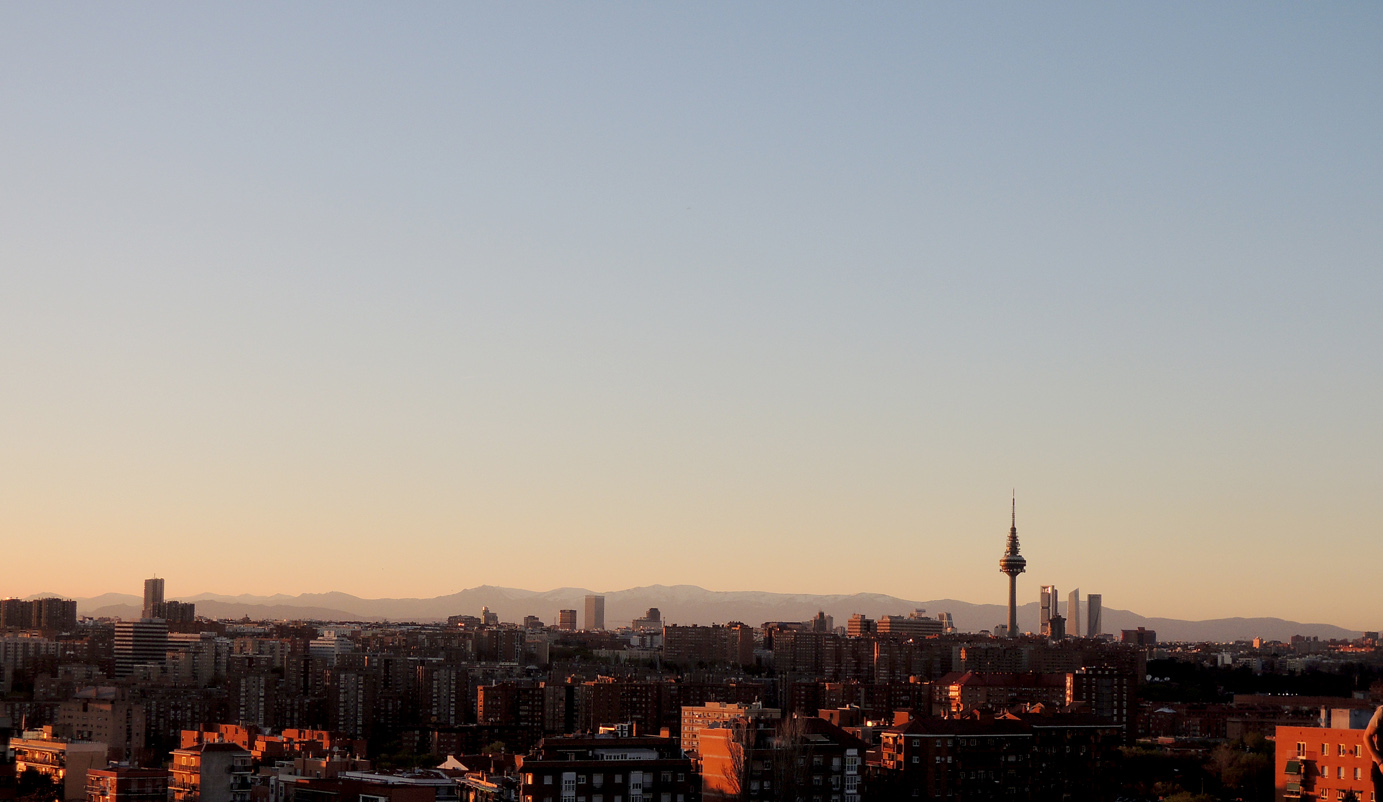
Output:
28 584 1357 643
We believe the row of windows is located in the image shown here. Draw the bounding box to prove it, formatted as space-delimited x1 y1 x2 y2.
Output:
552 794 682 802
1295 741 1365 758
1318 766 1367 780
531 773 683 786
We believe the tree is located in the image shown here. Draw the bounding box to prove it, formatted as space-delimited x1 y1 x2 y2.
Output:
17 769 60 802
716 718 753 801
1207 735 1273 800
767 716 814 802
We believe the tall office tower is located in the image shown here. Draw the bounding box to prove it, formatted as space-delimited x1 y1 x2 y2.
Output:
143 577 165 619
1087 594 1102 638
114 619 169 677
584 595 605 631
557 609 577 631
1067 589 1081 639
998 496 1027 638
1040 585 1058 636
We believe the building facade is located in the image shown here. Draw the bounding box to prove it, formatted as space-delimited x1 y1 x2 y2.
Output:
171 743 253 802
1275 725 1376 802
583 597 605 632
9 728 108 802
517 734 698 802
143 579 165 621
114 620 169 678
1086 594 1102 638
86 768 170 802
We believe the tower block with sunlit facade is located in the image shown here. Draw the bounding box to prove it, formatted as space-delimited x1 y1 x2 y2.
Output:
998 497 1026 638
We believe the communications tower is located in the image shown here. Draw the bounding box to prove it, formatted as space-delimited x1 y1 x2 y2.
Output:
998 495 1026 637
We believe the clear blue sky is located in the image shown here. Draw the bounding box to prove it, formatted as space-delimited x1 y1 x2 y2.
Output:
1 4 1380 628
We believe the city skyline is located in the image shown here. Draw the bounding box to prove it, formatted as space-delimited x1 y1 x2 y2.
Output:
0 574 1362 641
3 5 1381 628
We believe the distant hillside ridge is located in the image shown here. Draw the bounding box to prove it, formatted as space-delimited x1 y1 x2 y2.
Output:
57 585 1358 642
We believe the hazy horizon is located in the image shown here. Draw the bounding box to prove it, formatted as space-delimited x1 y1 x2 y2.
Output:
3 5 1380 630
1 579 1368 634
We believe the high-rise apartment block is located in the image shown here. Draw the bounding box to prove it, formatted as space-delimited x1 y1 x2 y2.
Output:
1087 594 1102 638
0 598 77 632
663 623 755 667
152 601 196 624
142 578 164 620
583 595 604 631
556 610 577 631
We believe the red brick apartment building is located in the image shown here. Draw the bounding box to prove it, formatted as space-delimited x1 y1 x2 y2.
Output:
1276 725 1377 802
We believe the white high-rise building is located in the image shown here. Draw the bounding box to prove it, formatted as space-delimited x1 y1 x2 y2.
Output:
1067 588 1081 639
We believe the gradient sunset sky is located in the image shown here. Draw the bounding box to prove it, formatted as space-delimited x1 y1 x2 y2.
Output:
1 4 1379 629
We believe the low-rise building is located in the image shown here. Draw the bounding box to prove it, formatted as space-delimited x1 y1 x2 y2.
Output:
517 734 698 802
871 712 1121 801
171 742 253 802
9 728 108 801
936 672 1068 715
86 767 170 802
1275 724 1375 802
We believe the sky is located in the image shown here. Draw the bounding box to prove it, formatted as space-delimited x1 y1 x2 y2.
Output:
1 4 1380 629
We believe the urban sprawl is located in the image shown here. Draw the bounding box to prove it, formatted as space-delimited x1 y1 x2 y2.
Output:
1 520 1376 802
